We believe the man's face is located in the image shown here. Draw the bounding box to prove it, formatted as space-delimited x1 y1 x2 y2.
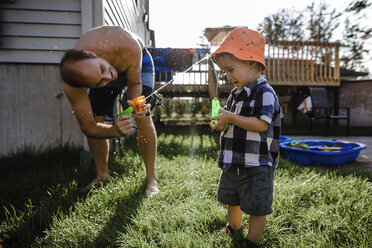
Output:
68 57 118 88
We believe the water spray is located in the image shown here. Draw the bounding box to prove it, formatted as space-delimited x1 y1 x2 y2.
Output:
117 53 212 117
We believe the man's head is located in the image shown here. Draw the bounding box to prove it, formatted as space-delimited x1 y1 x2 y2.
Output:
60 49 118 88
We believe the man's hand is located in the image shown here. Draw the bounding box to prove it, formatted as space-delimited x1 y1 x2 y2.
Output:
127 99 151 119
115 115 133 136
211 109 232 131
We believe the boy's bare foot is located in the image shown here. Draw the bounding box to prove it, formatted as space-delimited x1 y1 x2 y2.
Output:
145 179 159 197
219 223 243 235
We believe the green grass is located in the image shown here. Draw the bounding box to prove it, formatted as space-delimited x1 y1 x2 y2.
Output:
0 126 371 247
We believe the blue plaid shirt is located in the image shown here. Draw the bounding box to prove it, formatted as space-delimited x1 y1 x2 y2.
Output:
218 75 281 169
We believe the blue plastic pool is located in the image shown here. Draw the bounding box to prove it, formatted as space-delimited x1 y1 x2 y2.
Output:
279 136 292 143
280 140 366 166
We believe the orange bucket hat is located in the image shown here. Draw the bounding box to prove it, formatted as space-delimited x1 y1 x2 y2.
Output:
212 27 266 70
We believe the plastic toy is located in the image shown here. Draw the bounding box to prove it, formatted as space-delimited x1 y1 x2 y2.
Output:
117 107 133 118
117 95 146 118
210 97 228 130
131 95 146 112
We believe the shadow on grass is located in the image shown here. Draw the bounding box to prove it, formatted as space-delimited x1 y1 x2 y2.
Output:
0 145 88 247
0 142 145 247
89 181 146 247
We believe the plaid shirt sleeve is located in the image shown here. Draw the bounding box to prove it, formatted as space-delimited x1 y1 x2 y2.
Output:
218 80 281 169
251 86 277 124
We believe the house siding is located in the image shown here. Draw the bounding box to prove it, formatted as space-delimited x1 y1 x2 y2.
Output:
103 0 151 46
0 64 83 155
0 0 82 63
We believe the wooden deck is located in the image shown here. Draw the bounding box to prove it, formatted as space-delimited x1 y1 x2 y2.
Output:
154 41 341 98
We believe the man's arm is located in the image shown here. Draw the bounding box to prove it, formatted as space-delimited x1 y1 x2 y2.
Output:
125 61 143 100
62 81 132 138
123 47 151 117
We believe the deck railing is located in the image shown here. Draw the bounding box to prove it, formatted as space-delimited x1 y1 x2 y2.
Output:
264 41 340 86
154 41 340 97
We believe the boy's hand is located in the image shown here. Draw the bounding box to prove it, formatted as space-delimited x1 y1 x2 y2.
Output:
115 115 133 136
127 99 151 119
211 109 232 131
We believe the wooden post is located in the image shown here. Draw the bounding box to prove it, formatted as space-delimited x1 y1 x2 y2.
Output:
208 58 219 100
334 43 340 84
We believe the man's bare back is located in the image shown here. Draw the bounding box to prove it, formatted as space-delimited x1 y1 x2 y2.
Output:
75 26 144 73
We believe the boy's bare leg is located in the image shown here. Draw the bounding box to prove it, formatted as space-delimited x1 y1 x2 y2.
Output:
227 205 243 229
86 116 111 185
136 115 159 196
246 215 266 244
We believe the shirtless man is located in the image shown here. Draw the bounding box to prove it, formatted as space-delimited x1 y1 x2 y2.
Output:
60 26 159 196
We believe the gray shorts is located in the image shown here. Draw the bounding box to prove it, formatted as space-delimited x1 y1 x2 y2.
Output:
217 166 274 216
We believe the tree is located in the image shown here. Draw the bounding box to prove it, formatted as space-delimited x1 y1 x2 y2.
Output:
197 32 210 48
306 2 341 42
258 8 304 42
340 0 371 71
340 19 366 70
258 2 340 43
346 0 371 13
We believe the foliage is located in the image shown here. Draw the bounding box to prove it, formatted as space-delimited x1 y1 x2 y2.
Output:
175 99 187 117
340 0 372 71
190 99 201 118
152 104 162 123
306 2 341 43
158 98 212 120
162 98 173 117
200 98 211 117
346 0 372 13
258 8 305 42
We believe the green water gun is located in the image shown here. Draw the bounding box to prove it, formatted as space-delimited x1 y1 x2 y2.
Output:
117 107 133 118
210 98 228 130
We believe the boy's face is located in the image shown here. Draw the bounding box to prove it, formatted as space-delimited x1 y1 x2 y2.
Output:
215 54 260 90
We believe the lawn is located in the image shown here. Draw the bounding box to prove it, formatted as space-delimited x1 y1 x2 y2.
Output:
0 126 371 248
